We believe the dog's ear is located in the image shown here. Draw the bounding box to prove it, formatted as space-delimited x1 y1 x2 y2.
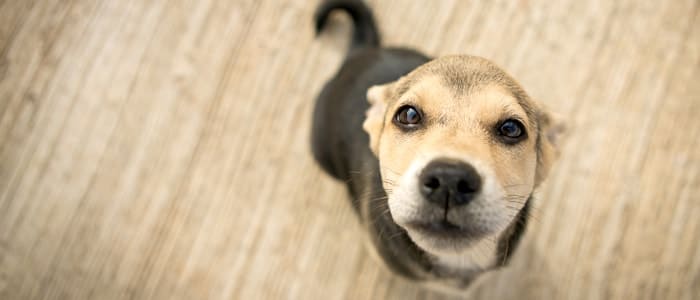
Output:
363 82 395 156
535 109 566 187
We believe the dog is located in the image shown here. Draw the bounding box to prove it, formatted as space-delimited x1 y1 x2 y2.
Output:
311 0 563 290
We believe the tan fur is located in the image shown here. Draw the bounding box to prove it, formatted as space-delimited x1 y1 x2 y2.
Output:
362 55 563 273
363 56 562 190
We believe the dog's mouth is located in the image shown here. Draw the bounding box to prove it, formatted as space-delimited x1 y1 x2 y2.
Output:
399 216 498 255
404 219 474 240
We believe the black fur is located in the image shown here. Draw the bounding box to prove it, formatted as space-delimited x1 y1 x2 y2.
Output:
314 0 380 53
311 0 528 284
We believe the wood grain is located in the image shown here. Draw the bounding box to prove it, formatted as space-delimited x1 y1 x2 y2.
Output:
1 0 698 299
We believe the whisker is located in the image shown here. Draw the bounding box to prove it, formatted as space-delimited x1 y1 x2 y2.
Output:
500 241 510 266
505 208 542 226
386 230 406 241
503 183 529 189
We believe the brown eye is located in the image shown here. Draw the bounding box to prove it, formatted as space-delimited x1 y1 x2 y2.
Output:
498 119 526 143
394 105 422 128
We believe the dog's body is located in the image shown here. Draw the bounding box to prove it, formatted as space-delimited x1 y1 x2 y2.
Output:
311 0 560 289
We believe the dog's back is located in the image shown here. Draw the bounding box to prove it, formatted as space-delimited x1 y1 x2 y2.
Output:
311 0 428 185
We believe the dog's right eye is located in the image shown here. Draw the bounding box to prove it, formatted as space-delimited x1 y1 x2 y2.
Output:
394 105 422 128
496 119 527 144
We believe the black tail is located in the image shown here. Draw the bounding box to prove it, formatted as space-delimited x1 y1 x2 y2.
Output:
314 0 380 52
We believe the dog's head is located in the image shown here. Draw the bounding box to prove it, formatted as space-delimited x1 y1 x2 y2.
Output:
363 55 563 264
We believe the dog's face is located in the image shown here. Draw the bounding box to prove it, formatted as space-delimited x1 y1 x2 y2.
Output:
363 56 562 266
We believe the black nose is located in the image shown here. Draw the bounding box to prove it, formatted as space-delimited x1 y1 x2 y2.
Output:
419 159 482 207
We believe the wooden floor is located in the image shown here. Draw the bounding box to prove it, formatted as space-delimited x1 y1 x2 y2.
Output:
1 0 698 299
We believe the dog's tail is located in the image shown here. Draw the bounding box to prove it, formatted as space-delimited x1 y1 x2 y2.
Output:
314 0 380 53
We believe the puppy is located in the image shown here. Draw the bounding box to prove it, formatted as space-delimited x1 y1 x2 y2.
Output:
311 0 562 290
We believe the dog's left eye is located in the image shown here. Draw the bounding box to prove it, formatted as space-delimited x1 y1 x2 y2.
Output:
498 119 526 143
394 105 422 128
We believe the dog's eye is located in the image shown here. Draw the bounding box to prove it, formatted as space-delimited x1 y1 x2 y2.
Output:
394 105 422 127
498 119 526 143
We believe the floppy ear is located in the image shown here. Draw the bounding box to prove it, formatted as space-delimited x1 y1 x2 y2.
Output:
535 109 566 187
363 82 395 156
